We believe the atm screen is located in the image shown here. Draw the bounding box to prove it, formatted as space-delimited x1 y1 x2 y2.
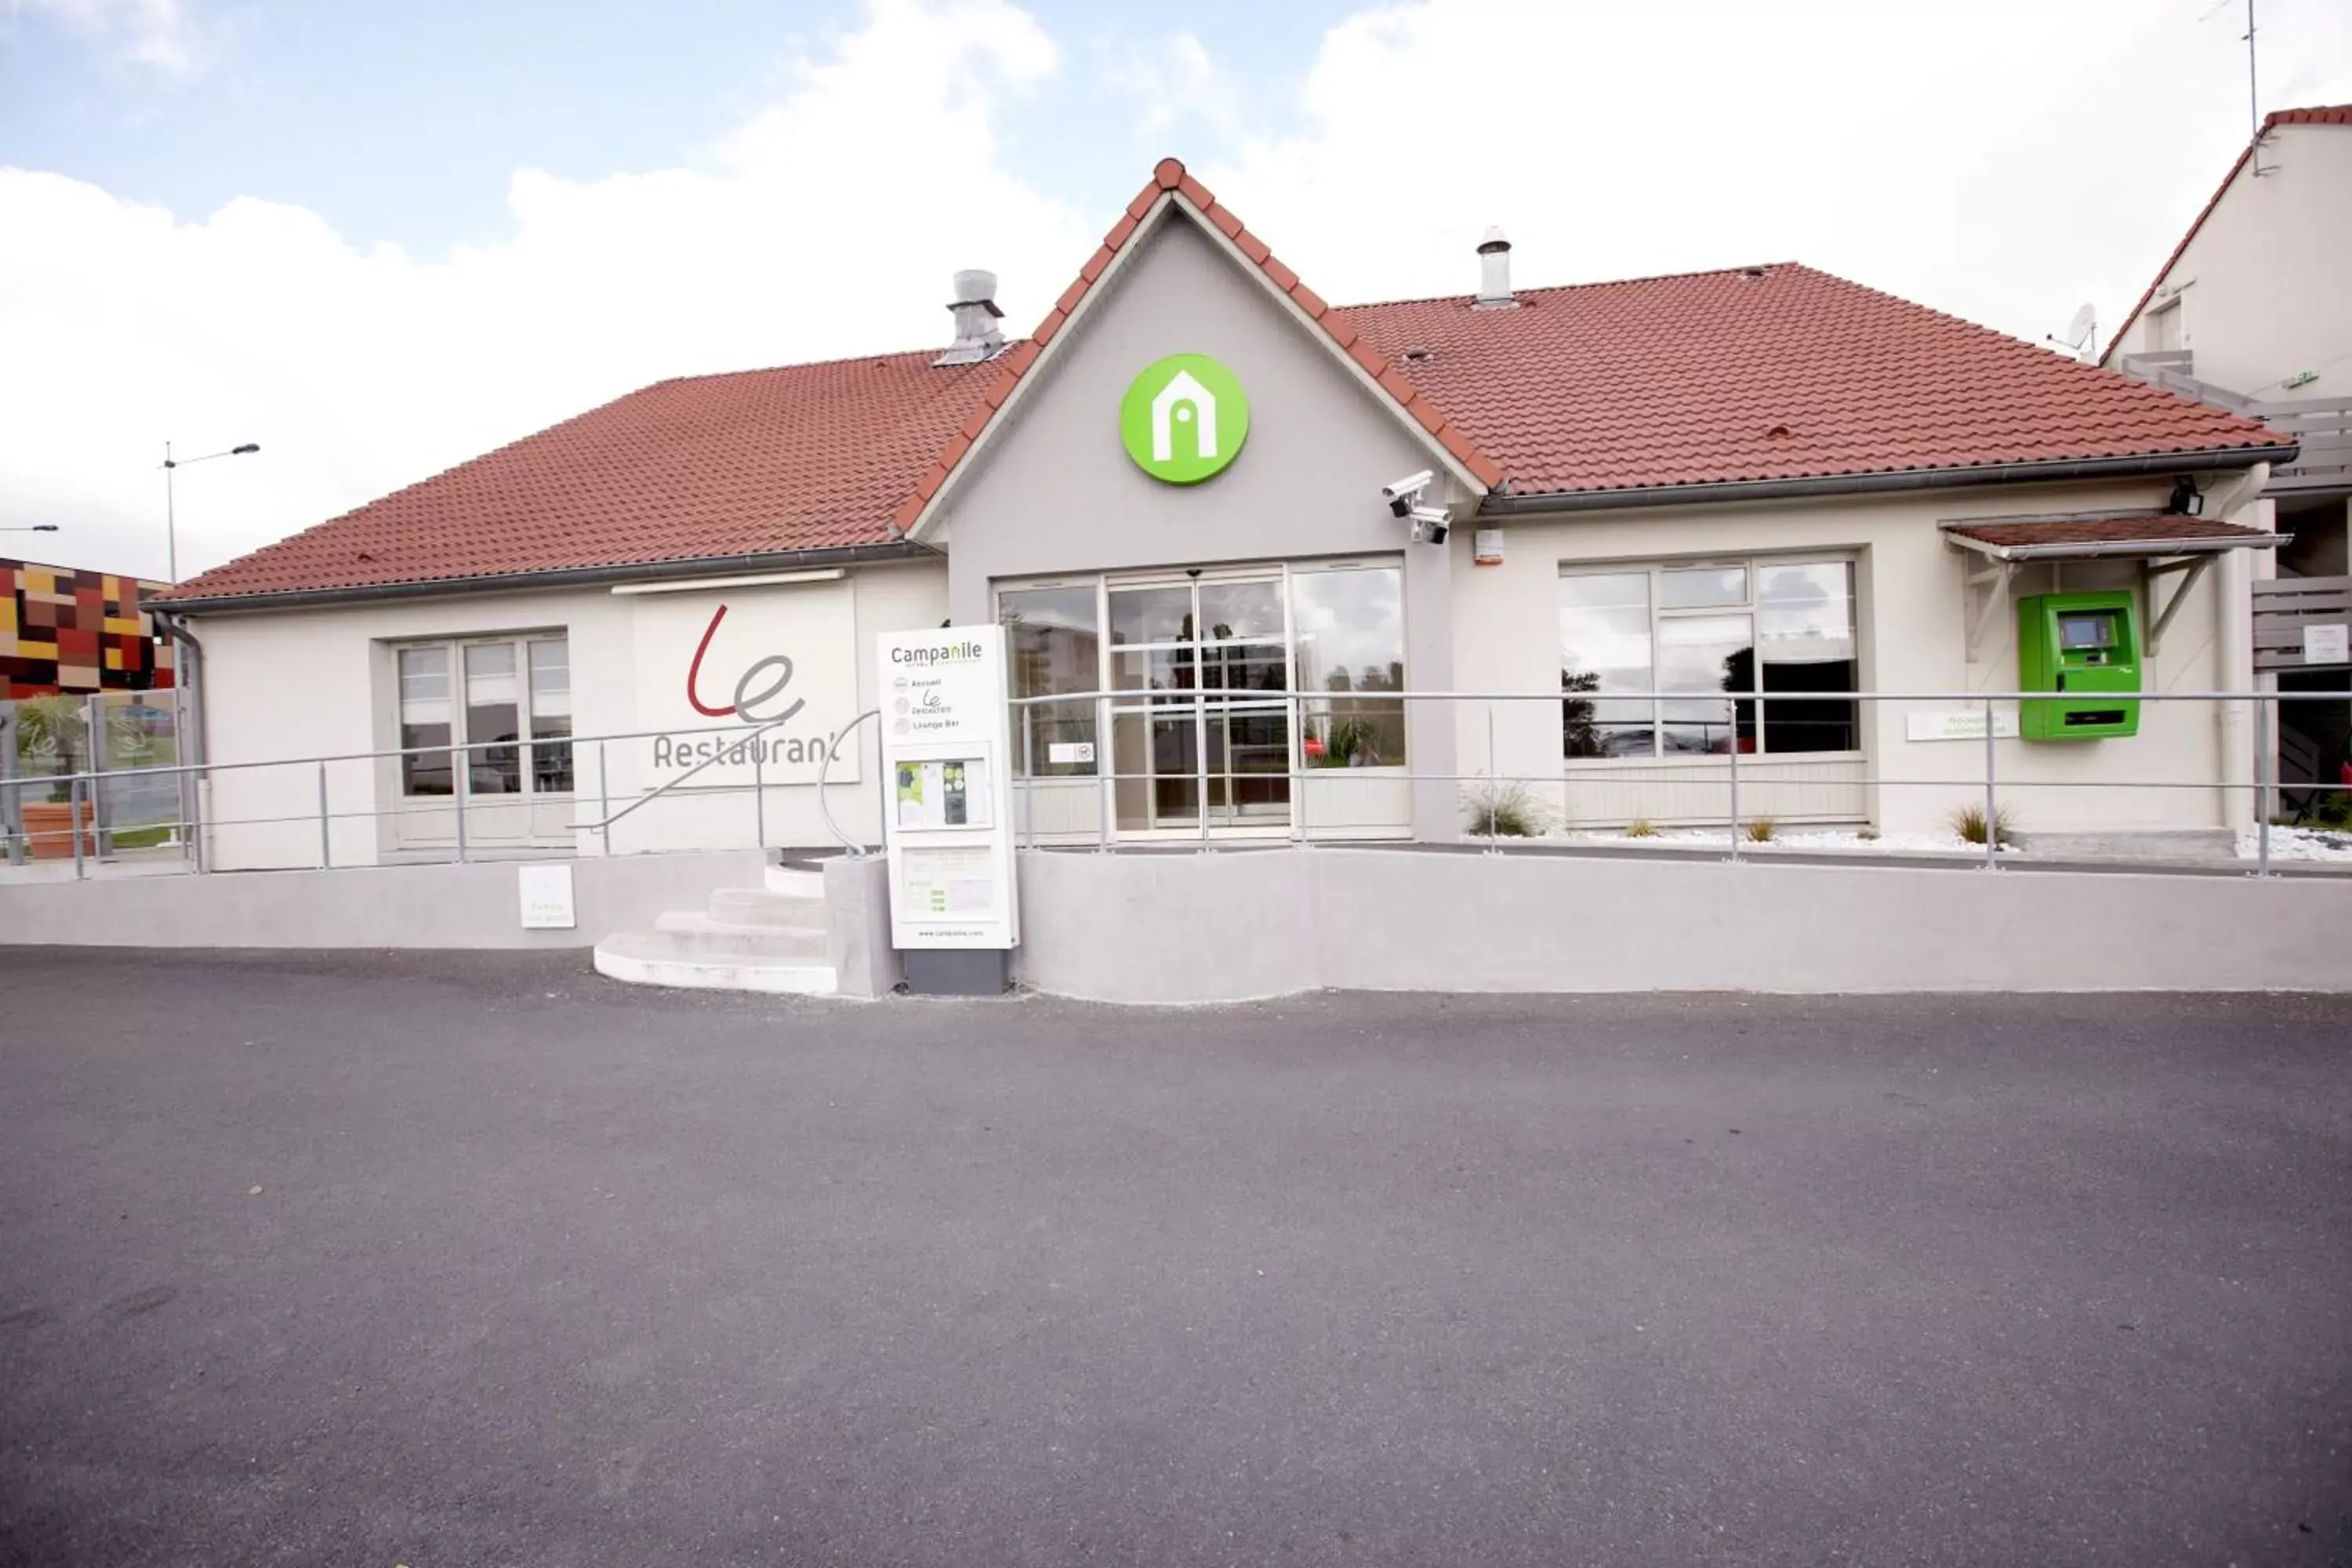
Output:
2056 612 2118 652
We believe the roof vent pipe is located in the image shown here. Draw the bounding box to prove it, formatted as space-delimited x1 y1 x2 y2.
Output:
936 269 1006 365
1474 227 1516 310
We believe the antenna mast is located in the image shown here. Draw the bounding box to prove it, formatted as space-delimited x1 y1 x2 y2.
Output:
2244 0 2259 143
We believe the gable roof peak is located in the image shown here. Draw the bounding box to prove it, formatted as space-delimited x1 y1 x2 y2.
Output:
886 155 1507 537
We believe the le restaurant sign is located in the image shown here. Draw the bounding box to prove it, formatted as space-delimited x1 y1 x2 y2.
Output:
630 579 862 783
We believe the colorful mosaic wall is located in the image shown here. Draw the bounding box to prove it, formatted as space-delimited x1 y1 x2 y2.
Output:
2 561 176 699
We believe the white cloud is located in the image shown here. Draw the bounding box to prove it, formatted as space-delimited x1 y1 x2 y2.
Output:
6 0 212 74
5 0 2352 582
1201 0 2352 354
0 0 1094 580
1104 31 1243 141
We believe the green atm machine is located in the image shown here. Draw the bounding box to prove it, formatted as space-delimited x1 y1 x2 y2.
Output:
2017 590 2141 740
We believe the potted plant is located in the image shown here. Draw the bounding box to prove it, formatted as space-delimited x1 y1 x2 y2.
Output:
13 694 96 859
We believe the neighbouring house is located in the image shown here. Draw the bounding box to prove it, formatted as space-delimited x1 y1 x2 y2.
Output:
158 158 2292 871
2102 103 2352 811
2 559 176 699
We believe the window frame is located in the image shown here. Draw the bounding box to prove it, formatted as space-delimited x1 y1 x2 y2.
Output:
1559 553 1862 764
389 630 574 799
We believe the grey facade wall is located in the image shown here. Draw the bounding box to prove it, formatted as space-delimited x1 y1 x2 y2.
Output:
1011 847 2352 1002
929 211 1461 835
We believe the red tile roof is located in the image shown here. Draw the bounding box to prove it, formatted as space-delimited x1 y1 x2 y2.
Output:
167 159 2294 605
1941 515 2279 556
2100 105 2352 368
166 352 1007 603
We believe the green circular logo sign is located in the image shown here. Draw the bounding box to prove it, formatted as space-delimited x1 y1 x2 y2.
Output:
1119 353 1249 485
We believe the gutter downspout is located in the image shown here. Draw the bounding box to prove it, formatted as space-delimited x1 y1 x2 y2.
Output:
2212 463 2270 838
153 611 209 873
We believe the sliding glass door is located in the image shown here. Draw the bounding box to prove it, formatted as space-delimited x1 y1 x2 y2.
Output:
1107 575 1291 835
1000 560 1410 843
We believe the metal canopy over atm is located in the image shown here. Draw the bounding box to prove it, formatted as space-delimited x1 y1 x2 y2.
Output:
1942 514 2286 662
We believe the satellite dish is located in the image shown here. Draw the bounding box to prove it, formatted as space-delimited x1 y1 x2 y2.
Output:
2047 303 2097 362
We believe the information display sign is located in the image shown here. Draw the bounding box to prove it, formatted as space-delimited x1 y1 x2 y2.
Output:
876 626 1019 951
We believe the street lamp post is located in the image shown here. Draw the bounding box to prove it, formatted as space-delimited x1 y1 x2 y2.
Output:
161 441 260 583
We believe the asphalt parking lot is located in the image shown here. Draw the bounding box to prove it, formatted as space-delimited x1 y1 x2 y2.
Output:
1 949 2347 1566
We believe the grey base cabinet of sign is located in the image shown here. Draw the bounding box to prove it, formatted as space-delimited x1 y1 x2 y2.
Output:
902 948 1012 996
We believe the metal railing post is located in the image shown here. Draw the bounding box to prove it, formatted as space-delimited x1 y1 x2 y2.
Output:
452 743 469 865
1196 692 1211 850
1290 693 1307 848
316 760 331 869
1484 699 1497 854
2256 693 2272 877
0 706 23 866
85 693 113 859
1097 697 1111 853
1982 697 1999 872
69 774 85 880
753 739 767 851
1726 720 1741 863
597 742 612 858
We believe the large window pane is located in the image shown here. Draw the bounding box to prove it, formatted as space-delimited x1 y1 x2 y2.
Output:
1000 586 1100 777
1757 561 1859 753
1559 572 1655 758
1109 585 1192 646
397 646 452 797
528 639 573 793
1198 579 1283 642
464 643 522 795
1660 564 1748 610
1658 613 1754 755
1292 566 1405 767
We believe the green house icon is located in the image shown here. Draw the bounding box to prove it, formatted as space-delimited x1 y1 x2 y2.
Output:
1120 354 1249 484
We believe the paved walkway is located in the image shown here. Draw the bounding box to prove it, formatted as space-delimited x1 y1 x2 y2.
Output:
2 950 2347 1566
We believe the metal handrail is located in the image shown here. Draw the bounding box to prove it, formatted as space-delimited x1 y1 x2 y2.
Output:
815 709 882 858
574 717 796 833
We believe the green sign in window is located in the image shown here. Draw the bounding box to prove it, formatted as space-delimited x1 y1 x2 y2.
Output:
1119 354 1249 484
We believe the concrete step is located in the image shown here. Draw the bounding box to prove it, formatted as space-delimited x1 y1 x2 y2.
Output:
764 862 828 898
592 931 837 996
710 885 827 929
652 910 829 961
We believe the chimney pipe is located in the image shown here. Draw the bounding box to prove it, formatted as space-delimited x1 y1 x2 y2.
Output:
936 268 1006 365
1474 227 1516 310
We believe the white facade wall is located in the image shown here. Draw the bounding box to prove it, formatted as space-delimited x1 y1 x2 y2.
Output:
2109 122 2352 401
1452 479 2249 838
191 561 946 870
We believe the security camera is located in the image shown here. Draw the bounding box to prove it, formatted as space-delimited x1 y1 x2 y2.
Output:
1381 470 1436 517
1408 503 1452 546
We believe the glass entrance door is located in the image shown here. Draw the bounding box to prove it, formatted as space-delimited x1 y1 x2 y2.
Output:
1106 576 1291 835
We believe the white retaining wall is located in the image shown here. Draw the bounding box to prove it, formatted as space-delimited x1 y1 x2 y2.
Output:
1012 847 2352 1002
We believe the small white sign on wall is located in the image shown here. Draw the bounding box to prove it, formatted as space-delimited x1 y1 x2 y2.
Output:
2304 623 2350 666
1906 707 2021 742
517 863 577 929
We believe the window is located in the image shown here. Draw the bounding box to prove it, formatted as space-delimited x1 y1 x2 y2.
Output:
1290 564 1405 768
1000 585 1101 777
1561 558 1857 758
393 633 573 797
465 643 522 794
397 646 452 796
529 640 572 792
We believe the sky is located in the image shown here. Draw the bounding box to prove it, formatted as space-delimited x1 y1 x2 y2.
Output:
3 0 2350 583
